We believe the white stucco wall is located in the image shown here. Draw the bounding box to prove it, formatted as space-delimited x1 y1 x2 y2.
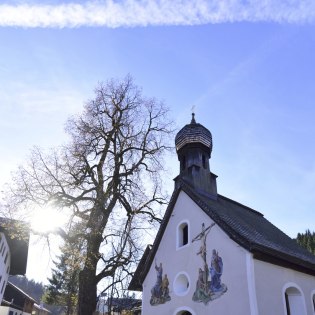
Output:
0 232 10 302
0 306 25 315
254 259 315 315
142 191 252 315
141 191 315 315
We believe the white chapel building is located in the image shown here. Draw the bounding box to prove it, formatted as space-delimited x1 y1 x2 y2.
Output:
129 114 315 315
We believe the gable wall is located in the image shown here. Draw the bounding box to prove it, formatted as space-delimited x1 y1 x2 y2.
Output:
142 191 253 315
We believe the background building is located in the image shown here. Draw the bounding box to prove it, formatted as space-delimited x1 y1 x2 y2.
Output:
0 218 29 303
0 281 51 315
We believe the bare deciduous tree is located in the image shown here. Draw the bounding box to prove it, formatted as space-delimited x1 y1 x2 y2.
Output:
3 75 173 315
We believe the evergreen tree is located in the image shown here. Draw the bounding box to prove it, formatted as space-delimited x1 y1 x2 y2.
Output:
296 229 315 255
44 229 83 315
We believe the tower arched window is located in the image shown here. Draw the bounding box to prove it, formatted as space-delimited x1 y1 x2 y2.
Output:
202 154 206 169
284 285 306 315
181 156 186 170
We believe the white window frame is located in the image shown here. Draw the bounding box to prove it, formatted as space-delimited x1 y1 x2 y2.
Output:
173 271 190 296
282 282 307 315
311 289 315 314
176 220 190 250
173 306 196 315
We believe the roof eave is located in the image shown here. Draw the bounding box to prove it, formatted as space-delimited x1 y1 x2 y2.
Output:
128 179 315 291
251 244 315 276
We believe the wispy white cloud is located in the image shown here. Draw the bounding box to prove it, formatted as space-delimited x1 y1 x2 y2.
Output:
0 0 315 28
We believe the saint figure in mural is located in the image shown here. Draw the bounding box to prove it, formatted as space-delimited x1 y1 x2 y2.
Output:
162 274 170 297
150 260 171 306
210 249 224 292
192 223 227 304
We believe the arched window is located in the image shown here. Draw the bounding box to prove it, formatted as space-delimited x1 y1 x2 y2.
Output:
312 292 315 313
174 307 195 315
177 221 189 248
284 286 306 315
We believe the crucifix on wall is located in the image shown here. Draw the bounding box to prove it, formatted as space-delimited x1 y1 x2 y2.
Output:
192 222 227 304
192 222 215 285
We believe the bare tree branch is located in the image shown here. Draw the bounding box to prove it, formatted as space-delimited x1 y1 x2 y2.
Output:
2 75 174 315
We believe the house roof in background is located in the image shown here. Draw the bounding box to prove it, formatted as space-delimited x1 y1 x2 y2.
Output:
107 297 142 311
5 281 36 303
1 281 36 312
33 303 52 313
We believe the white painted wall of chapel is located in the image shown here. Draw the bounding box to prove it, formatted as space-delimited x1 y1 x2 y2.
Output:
142 191 252 315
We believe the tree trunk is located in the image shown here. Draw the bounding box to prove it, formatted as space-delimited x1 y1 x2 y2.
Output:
78 267 97 315
78 211 105 315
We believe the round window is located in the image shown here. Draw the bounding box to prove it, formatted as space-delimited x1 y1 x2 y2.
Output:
174 272 190 296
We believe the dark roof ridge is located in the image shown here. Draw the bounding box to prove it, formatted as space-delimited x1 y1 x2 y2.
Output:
218 194 264 217
179 181 253 248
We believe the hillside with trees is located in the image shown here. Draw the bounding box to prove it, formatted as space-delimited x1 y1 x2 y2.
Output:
296 229 315 255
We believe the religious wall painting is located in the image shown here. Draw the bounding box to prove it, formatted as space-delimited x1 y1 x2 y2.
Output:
192 223 227 305
150 260 171 306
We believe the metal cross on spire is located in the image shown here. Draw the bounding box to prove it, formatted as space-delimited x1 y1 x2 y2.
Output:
191 105 196 123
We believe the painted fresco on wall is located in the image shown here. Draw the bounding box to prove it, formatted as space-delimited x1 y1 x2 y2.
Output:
192 223 227 304
150 260 171 306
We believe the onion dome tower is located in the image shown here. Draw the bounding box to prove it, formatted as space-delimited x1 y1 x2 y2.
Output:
175 113 217 197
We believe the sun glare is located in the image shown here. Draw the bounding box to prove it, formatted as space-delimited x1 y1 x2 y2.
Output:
31 205 68 234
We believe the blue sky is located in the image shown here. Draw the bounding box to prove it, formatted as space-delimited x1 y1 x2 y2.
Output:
1 0 315 283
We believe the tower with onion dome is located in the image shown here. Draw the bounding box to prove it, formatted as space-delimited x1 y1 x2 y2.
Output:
175 113 217 197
